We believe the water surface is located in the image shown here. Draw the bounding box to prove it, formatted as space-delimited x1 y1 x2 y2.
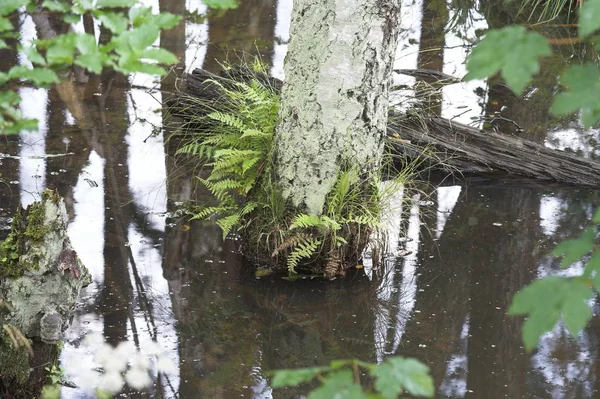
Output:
1 0 599 398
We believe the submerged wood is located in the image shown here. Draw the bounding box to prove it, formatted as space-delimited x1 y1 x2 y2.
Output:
169 67 600 187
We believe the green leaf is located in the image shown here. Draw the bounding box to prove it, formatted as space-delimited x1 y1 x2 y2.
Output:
115 56 166 75
62 14 81 24
0 0 29 15
593 207 600 223
46 34 77 65
372 357 434 398
140 48 178 64
41 0 70 12
0 16 14 32
465 25 551 94
203 0 239 9
561 280 593 336
0 90 20 105
129 6 152 26
97 12 128 34
74 0 95 10
75 54 108 74
8 66 59 85
590 253 600 291
551 63 600 128
96 0 136 8
521 307 560 351
22 45 47 66
0 39 7 49
329 360 353 370
152 13 181 29
125 24 160 51
127 7 180 29
3 118 38 134
74 33 97 55
509 276 594 351
271 367 325 388
307 370 368 399
509 276 565 316
552 227 596 267
579 0 600 37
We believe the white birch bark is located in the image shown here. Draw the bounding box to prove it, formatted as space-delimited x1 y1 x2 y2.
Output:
274 0 401 215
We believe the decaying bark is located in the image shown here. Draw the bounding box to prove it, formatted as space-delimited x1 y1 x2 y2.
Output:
273 0 402 215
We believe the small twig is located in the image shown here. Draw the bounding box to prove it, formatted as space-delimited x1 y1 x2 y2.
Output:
352 361 361 385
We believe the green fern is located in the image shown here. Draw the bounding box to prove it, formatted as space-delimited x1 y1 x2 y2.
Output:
287 237 322 273
216 214 240 239
177 64 279 241
207 111 248 132
189 206 227 221
174 62 417 276
289 214 326 230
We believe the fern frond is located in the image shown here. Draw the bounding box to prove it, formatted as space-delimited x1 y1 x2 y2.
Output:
242 157 261 174
216 214 240 239
210 179 243 193
345 214 381 228
272 232 310 257
290 214 340 231
213 149 261 160
198 178 235 203
239 201 258 216
208 111 249 132
290 214 326 230
240 129 270 140
189 206 226 221
319 215 342 231
287 237 322 273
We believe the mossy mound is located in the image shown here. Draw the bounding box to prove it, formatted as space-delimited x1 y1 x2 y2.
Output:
0 190 62 278
1 189 91 339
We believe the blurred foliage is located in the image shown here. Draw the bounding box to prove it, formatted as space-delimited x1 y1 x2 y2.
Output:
0 0 182 135
466 0 600 128
508 208 600 351
466 0 600 350
271 357 434 399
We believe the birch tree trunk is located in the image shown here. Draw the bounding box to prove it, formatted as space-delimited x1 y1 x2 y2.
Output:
274 0 401 215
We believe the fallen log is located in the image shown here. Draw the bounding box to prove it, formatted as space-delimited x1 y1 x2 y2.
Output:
167 67 600 187
386 115 600 187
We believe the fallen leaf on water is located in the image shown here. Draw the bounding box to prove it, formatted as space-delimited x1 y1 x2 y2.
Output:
355 264 364 269
180 224 191 231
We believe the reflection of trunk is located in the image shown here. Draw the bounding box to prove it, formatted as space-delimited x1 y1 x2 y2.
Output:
399 191 470 388
89 73 137 345
165 226 261 398
462 187 539 397
415 0 448 116
274 0 401 215
203 0 277 72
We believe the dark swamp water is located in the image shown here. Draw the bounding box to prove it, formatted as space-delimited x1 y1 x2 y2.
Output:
1 0 600 397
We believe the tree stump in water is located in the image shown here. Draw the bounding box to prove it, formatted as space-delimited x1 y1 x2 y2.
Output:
0 190 91 387
168 67 600 187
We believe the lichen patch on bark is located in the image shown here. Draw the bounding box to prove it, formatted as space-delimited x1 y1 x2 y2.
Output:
274 0 401 215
